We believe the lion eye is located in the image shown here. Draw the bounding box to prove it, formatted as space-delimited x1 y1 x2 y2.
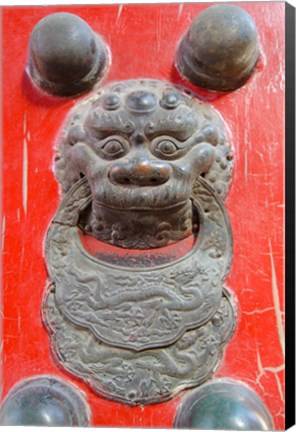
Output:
102 140 125 157
157 140 178 155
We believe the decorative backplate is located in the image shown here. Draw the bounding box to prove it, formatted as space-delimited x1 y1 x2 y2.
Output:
44 288 235 406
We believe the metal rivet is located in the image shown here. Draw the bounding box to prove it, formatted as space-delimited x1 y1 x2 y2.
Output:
174 380 274 430
126 91 157 113
0 376 91 426
160 92 180 109
176 4 260 92
103 93 121 110
28 12 108 97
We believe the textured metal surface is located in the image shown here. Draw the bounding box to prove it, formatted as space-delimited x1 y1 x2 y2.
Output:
0 376 91 426
44 175 233 351
176 4 259 92
28 12 108 96
44 288 235 406
42 78 237 404
174 380 274 430
55 80 234 249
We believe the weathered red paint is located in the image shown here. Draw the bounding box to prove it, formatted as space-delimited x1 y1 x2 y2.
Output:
1 2 285 428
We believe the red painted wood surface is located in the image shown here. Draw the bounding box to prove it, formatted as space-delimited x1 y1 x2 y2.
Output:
1 2 285 429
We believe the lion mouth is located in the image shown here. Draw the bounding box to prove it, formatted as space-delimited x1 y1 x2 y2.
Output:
92 178 192 212
95 199 189 212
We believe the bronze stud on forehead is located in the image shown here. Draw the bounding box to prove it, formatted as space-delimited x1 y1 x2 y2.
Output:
126 91 158 113
103 93 121 110
160 92 180 109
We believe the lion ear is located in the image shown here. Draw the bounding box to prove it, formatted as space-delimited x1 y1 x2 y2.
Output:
201 142 234 201
199 124 219 146
53 147 82 194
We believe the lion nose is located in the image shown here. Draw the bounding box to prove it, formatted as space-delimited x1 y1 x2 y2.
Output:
109 160 172 186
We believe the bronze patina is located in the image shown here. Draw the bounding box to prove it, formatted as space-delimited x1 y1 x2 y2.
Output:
43 79 236 405
176 4 259 92
55 80 233 248
28 12 108 97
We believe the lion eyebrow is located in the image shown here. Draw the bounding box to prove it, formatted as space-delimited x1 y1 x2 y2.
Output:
91 125 130 135
87 109 136 136
144 113 198 141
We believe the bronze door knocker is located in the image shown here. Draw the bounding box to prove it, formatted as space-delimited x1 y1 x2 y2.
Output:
43 79 236 405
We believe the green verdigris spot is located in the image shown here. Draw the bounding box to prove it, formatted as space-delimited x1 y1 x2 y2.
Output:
174 380 274 430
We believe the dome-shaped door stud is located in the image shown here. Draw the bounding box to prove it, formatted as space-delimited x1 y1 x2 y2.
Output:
28 12 108 97
176 4 260 92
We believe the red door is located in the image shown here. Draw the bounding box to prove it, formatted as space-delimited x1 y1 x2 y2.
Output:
1 2 285 429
